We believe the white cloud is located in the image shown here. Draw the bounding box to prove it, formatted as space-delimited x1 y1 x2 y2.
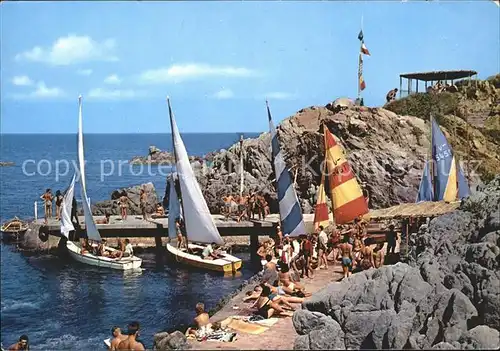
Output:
265 92 296 100
15 35 118 66
10 81 65 99
87 88 142 100
12 75 33 86
139 63 256 84
212 88 234 99
77 68 93 76
103 74 121 85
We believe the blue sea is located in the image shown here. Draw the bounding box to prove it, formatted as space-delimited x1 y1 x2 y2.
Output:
0 133 260 350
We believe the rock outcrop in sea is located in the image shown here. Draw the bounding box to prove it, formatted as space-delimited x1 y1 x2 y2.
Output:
0 161 15 167
87 182 158 216
292 176 500 350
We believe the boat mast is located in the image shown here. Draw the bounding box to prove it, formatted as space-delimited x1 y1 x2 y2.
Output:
167 97 189 243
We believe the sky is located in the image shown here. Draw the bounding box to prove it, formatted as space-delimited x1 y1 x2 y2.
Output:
0 1 499 134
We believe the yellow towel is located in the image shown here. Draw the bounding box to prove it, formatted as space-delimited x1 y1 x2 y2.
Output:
226 318 269 335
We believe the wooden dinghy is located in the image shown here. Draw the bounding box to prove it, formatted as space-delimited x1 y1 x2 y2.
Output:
1 216 29 240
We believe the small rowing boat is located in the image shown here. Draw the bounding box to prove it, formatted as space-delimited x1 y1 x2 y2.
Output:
1 216 28 241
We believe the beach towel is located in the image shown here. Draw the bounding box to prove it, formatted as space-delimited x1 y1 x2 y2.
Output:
222 317 269 335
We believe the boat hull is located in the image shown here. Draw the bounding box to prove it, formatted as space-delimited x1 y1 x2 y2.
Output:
166 243 242 273
66 241 142 271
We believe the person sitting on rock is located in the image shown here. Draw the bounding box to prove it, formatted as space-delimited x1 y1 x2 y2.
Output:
386 88 398 103
109 326 128 351
185 303 212 338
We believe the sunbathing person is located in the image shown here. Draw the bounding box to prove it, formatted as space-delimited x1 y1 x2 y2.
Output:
254 285 293 318
202 242 223 260
185 302 212 337
96 213 111 224
278 263 311 297
243 284 304 305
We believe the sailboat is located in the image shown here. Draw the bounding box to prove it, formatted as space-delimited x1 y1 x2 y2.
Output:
416 116 470 202
266 101 307 236
165 97 242 273
63 96 142 270
313 124 369 226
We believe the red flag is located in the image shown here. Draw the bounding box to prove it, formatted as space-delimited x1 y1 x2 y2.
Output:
361 42 370 56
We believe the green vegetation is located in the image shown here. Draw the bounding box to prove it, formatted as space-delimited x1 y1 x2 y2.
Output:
385 92 460 121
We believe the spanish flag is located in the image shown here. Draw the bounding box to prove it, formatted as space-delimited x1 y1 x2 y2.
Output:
324 127 369 224
313 158 329 231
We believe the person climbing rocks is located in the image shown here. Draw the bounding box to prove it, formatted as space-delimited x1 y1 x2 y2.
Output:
386 88 398 103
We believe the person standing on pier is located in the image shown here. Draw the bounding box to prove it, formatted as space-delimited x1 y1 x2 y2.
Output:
54 190 63 221
119 191 129 221
40 188 53 224
338 234 354 279
386 224 398 255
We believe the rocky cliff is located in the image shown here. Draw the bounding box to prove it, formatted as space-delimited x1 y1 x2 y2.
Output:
292 176 500 350
87 182 158 216
194 76 499 213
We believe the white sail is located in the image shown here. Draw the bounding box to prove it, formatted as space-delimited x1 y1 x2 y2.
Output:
168 174 182 239
168 98 223 245
77 96 102 242
60 173 76 238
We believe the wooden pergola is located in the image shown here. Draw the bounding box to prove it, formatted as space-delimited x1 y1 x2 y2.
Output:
399 70 477 98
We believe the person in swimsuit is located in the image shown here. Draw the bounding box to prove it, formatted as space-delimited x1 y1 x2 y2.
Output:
352 235 363 269
248 193 256 219
119 191 129 220
54 190 63 220
274 225 283 247
8 335 29 350
117 321 145 350
360 239 375 270
70 196 80 228
237 195 247 222
185 302 212 337
317 226 329 270
40 188 53 224
373 243 385 268
244 284 300 308
96 213 111 224
338 234 353 279
300 235 314 278
254 285 292 318
109 326 128 351
278 262 310 296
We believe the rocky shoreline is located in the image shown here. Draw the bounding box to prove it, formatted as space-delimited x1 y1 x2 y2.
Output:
293 176 500 349
0 161 15 167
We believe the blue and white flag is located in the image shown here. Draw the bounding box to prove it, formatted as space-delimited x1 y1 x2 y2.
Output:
267 101 306 236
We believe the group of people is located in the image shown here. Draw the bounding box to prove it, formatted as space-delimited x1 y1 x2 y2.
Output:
257 218 399 281
221 193 270 222
107 322 145 350
40 188 64 224
80 237 135 259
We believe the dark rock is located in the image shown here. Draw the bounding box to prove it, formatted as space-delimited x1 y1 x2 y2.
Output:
293 177 500 350
85 182 158 216
153 331 191 350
